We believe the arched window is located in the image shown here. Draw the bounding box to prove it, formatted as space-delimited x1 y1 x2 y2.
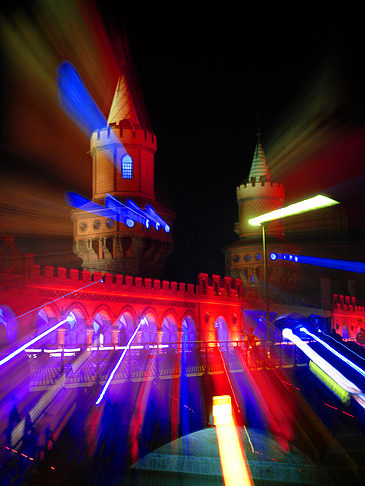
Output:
121 154 133 179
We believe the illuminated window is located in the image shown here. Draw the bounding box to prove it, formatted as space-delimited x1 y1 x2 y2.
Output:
122 154 133 179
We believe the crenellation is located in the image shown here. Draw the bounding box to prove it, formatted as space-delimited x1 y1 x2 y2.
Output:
91 125 157 151
22 264 242 302
104 273 113 285
93 271 103 282
82 270 91 282
57 267 67 280
44 266 54 278
70 268 79 280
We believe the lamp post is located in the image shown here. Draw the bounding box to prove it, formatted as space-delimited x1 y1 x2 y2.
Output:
248 194 339 342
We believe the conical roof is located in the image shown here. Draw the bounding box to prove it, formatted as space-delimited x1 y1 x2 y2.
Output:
107 74 140 126
248 132 272 182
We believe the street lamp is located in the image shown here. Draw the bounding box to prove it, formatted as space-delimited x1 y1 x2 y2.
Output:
248 194 339 341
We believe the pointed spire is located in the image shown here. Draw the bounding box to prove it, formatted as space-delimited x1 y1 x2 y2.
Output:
248 127 272 182
107 75 140 127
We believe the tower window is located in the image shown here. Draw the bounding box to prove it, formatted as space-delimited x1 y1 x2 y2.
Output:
121 154 133 179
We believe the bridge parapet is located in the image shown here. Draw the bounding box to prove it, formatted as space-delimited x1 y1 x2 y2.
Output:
24 263 242 302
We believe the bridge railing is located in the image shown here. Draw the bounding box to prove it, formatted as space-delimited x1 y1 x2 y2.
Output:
24 339 309 389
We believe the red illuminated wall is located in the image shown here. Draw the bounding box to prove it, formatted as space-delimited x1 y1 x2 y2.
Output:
0 257 243 346
332 294 365 339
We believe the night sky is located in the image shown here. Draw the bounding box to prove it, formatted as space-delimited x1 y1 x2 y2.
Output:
1 2 365 282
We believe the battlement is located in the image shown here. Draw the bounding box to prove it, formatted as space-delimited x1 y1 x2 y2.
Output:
90 125 157 152
24 262 242 301
332 294 365 314
236 180 284 202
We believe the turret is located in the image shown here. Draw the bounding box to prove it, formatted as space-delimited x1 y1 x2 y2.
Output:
235 132 285 239
71 50 174 278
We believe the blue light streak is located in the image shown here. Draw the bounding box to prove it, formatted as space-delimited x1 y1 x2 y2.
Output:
95 318 146 405
66 192 171 233
283 328 365 411
0 316 74 367
300 327 365 379
57 62 107 137
270 253 365 273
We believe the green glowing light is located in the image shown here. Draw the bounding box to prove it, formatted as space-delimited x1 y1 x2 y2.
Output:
248 195 339 226
309 360 350 404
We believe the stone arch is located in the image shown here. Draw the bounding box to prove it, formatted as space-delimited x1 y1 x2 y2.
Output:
117 306 138 345
36 303 61 346
139 308 159 344
341 325 350 339
0 305 17 346
91 305 114 346
214 315 229 345
161 310 179 345
63 303 88 346
181 313 197 347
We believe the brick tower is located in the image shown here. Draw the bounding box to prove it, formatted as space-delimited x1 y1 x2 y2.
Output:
71 54 174 278
224 131 299 295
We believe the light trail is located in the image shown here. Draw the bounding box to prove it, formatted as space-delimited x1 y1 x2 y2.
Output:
270 252 365 274
0 315 74 367
213 395 254 486
283 328 365 411
300 327 365 379
13 278 103 320
95 318 146 405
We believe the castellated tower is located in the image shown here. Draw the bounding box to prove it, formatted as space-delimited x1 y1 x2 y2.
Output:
235 132 285 239
224 132 300 297
71 71 174 278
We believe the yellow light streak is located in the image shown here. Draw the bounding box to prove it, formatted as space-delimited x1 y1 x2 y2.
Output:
248 194 339 226
213 395 254 486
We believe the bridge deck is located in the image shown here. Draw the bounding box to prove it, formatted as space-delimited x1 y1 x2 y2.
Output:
25 342 308 391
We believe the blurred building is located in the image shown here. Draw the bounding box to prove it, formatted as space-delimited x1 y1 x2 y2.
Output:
224 131 300 303
71 44 174 278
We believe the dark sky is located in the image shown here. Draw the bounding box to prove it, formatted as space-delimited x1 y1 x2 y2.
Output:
97 5 365 278
1 2 364 281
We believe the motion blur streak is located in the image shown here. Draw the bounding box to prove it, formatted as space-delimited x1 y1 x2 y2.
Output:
213 395 254 486
0 316 72 367
282 328 361 394
57 61 107 137
0 0 121 241
95 318 146 404
301 327 365 378
11 349 90 447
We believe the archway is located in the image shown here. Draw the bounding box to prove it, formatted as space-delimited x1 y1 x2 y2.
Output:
341 325 350 339
92 310 113 346
214 316 229 348
36 306 59 346
64 307 87 346
139 312 158 344
117 311 136 345
0 305 17 346
181 315 197 348
161 314 178 347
